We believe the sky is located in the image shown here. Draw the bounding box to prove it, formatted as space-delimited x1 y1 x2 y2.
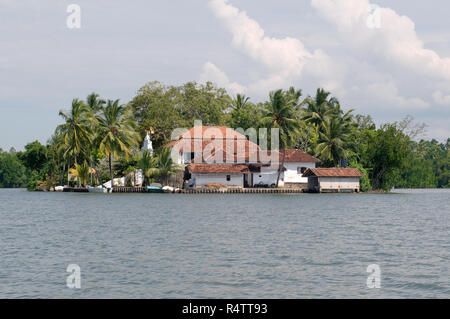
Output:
0 0 449 150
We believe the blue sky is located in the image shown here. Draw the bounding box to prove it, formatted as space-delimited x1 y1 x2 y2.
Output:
0 0 449 150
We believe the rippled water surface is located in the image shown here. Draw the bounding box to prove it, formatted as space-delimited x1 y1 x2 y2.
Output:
0 188 449 298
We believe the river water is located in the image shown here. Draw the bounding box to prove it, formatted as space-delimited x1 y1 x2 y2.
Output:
0 188 449 298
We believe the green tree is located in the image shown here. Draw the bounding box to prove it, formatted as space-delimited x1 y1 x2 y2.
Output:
72 161 90 187
0 149 26 187
95 100 140 189
86 92 106 114
130 81 187 148
157 147 180 185
26 170 41 191
301 88 338 128
46 133 67 186
284 87 303 108
231 94 250 111
227 102 262 130
57 98 94 165
137 150 159 186
365 123 410 191
130 81 230 148
350 161 371 192
262 89 298 186
397 138 449 188
17 140 48 172
177 81 229 126
315 116 351 167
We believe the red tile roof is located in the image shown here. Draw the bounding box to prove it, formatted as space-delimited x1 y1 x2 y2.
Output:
266 149 320 163
170 138 260 163
303 168 363 177
167 127 318 164
188 164 250 174
176 126 248 140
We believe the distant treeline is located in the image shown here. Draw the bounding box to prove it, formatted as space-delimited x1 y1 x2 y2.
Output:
0 81 448 191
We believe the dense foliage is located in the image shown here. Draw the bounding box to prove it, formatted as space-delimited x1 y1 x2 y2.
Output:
0 148 26 188
0 82 448 191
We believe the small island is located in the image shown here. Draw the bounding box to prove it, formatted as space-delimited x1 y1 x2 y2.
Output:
0 83 448 193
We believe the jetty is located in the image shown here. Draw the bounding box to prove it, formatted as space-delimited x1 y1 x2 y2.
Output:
183 188 304 194
63 186 306 194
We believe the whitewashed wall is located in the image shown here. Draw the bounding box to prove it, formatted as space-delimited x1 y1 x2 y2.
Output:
191 173 244 187
319 177 360 190
284 162 316 183
252 172 278 186
172 151 201 164
252 167 284 187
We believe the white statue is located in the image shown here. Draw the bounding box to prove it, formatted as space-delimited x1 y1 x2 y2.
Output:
142 129 154 155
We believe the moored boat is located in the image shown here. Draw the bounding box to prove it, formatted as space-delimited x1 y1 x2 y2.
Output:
86 186 112 193
146 185 165 193
162 186 181 193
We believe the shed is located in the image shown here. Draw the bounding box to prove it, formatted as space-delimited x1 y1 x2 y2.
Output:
303 168 363 193
186 164 250 188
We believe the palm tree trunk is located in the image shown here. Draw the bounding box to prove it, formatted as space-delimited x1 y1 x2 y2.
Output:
90 158 93 186
276 149 286 187
74 155 80 187
66 161 69 186
109 153 113 190
59 160 64 185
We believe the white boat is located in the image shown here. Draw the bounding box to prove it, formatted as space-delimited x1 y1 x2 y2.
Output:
162 186 181 193
86 186 112 193
54 186 64 192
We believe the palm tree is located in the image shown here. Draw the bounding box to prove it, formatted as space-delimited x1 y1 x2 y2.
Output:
262 89 298 186
86 92 105 114
315 117 351 166
95 100 139 189
137 150 159 186
157 147 180 185
332 102 354 124
231 94 250 111
302 88 339 128
57 98 93 166
47 132 66 185
72 161 90 187
285 87 302 108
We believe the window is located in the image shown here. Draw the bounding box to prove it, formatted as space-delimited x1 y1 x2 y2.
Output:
226 175 231 181
297 167 307 174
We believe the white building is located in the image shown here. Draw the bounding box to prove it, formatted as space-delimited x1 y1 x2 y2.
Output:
186 164 249 188
271 150 320 188
108 130 154 187
303 168 363 193
142 130 154 155
168 126 319 189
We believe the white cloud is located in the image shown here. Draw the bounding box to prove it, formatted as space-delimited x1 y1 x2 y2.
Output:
366 81 429 109
310 0 450 80
432 90 450 106
207 0 337 96
423 117 450 141
205 0 436 110
208 0 311 74
199 62 246 95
